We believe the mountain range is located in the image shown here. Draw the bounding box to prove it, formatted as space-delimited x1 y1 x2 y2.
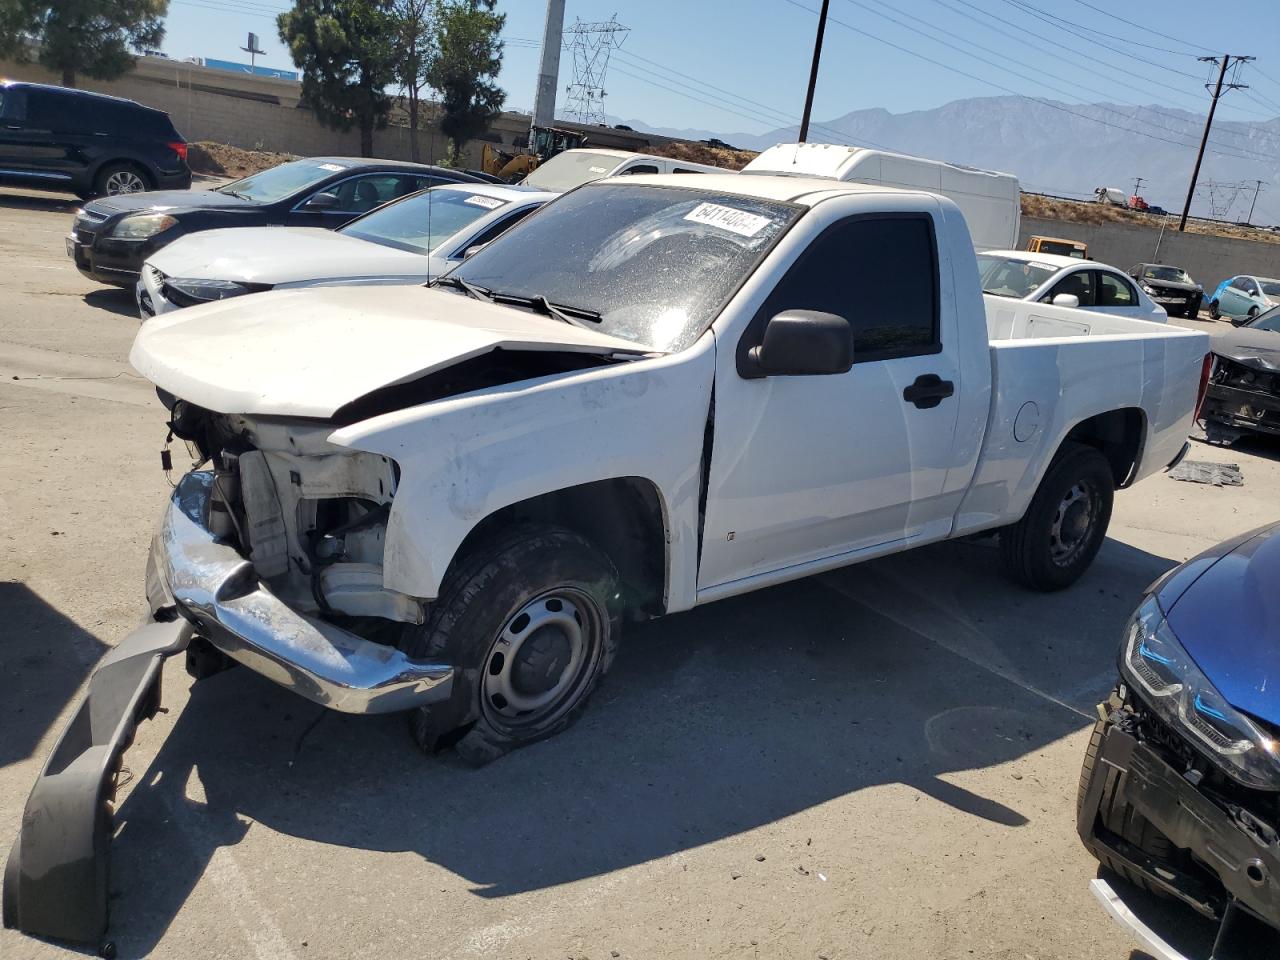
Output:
610 96 1280 226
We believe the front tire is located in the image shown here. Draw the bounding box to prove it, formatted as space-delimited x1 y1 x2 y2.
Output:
1208 299 1220 320
1000 442 1114 591
403 525 620 765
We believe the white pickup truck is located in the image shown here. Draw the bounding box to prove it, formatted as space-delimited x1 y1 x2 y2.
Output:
3 172 1211 947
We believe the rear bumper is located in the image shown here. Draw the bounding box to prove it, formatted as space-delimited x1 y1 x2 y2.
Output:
1078 710 1280 952
1202 382 1280 437
150 471 453 715
3 619 193 944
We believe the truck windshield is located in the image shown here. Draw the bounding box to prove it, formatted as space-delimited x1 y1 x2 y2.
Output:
1034 240 1083 258
448 182 799 351
1142 265 1191 283
522 151 628 192
341 187 509 255
976 254 1057 299
215 158 354 203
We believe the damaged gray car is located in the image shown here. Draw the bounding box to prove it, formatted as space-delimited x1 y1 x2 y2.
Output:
1201 305 1280 444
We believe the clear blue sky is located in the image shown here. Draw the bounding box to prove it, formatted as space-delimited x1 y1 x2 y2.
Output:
160 0 1280 135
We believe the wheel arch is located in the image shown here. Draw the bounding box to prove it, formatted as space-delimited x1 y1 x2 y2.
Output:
90 157 155 193
1060 407 1147 489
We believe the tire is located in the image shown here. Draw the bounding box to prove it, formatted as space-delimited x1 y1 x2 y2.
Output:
1248 306 1260 320
403 524 620 765
1000 442 1114 591
1078 719 1173 896
93 163 151 198
1208 299 1220 320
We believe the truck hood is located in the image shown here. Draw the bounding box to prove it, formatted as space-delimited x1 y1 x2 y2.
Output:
1158 523 1280 727
147 227 426 284
130 284 650 419
84 189 253 217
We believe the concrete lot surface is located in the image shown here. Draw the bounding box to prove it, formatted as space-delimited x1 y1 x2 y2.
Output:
1 186 1277 959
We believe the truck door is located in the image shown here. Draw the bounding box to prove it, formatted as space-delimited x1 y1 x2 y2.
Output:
698 204 966 592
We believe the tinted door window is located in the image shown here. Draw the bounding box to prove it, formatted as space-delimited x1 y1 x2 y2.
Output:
0 87 25 121
1230 277 1249 291
1096 271 1136 307
1044 269 1095 306
466 205 537 249
755 215 939 361
331 174 412 214
1243 278 1260 296
24 90 68 127
618 164 660 175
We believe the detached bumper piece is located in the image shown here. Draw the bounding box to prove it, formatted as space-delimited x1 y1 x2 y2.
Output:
152 471 453 714
3 619 193 944
1079 719 1280 960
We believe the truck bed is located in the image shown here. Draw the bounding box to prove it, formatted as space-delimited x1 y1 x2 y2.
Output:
952 296 1210 537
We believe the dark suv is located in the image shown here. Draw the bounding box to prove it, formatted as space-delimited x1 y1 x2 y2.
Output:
0 81 191 199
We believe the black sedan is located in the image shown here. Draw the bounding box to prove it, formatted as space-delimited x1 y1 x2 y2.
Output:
67 157 483 287
1200 306 1280 443
1127 262 1204 318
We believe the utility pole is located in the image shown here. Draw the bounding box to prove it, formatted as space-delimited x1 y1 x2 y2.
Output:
799 0 830 143
1179 53 1254 231
531 0 566 141
1247 179 1265 225
1132 176 1145 197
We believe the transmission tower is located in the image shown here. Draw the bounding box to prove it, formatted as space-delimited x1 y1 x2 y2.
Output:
563 15 629 125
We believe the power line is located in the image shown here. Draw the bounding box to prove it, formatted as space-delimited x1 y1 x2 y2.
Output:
1048 0 1210 56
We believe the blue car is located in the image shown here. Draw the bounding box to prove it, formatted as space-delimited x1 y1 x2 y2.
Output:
1208 274 1280 322
1078 522 1280 957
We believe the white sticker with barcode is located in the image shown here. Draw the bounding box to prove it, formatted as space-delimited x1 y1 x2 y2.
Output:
463 194 504 209
588 165 609 174
683 202 771 238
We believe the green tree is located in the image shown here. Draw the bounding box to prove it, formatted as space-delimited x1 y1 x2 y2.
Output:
0 0 167 88
390 0 436 162
278 0 397 157
427 0 505 162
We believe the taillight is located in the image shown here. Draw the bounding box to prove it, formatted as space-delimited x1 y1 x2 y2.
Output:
1194 353 1214 420
167 141 188 163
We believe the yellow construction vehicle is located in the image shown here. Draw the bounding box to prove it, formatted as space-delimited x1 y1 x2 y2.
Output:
482 126 588 181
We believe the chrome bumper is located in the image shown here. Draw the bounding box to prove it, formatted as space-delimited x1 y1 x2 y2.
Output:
150 471 452 714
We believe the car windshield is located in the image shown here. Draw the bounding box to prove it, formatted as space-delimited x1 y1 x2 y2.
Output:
976 255 1058 299
1261 279 1280 297
1143 265 1192 283
215 158 354 203
522 150 626 192
1035 240 1083 258
1247 306 1280 332
341 188 509 255
449 182 800 351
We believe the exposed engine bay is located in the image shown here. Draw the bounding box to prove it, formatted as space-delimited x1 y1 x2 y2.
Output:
165 395 421 638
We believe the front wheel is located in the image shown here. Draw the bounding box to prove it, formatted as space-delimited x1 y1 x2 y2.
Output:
403 525 620 765
1000 443 1114 591
1208 299 1220 320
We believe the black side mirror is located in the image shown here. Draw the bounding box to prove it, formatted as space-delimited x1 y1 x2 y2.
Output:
740 310 854 379
304 191 339 210
1231 315 1249 326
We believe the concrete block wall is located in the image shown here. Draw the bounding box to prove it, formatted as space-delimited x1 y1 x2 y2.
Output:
1018 215 1280 291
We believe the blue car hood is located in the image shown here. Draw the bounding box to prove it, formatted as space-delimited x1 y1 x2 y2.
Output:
1160 523 1280 726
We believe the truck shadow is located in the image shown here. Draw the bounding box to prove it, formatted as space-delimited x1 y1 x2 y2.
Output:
0 582 106 772
106 535 1178 956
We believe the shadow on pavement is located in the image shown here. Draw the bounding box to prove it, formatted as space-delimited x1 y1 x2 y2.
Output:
0 189 81 214
95 534 1181 956
83 287 139 318
0 582 106 772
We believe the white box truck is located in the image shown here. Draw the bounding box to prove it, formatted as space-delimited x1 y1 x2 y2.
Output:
742 142 1021 252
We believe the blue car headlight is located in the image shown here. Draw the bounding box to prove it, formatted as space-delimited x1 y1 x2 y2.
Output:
1121 596 1280 791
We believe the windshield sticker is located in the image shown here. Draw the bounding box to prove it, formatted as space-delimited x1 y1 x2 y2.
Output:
1027 261 1056 271
684 202 772 238
463 194 504 209
588 165 609 174
318 163 345 172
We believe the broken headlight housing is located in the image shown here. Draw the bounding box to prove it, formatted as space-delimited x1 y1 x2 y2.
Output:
1121 595 1280 791
163 277 262 307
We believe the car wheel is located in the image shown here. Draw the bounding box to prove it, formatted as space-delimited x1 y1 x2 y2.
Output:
1208 299 1220 320
94 164 151 198
1248 306 1260 320
402 524 620 765
1078 718 1173 896
1000 442 1115 591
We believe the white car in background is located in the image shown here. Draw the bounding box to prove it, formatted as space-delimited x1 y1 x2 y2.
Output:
137 183 555 317
521 147 728 193
976 250 1167 322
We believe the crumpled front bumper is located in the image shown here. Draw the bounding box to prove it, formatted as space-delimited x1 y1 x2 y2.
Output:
150 470 453 715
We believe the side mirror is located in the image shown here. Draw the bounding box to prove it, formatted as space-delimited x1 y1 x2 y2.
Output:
1231 315 1249 326
740 310 853 379
462 242 488 259
1052 293 1080 308
304 191 339 210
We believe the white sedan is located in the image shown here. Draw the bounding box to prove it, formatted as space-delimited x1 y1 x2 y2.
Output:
137 183 556 317
976 250 1167 323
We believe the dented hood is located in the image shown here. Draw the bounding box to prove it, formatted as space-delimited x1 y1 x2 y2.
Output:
1211 327 1280 373
130 285 648 418
146 227 427 285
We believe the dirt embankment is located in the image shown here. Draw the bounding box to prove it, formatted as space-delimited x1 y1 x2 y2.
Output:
647 141 760 171
187 141 297 178
1022 193 1280 245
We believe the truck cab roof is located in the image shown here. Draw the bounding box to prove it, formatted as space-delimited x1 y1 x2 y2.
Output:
591 171 944 208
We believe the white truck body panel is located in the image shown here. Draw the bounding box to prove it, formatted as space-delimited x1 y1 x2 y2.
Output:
743 143 1021 252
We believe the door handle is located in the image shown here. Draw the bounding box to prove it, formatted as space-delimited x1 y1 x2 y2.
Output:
903 373 955 409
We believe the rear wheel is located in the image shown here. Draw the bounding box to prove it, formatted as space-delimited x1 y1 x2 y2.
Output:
402 525 620 765
1078 719 1173 896
93 164 150 198
1248 306 1260 321
1000 443 1114 591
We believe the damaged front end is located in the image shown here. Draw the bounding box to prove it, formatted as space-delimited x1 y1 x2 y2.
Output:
1201 353 1280 443
4 403 453 948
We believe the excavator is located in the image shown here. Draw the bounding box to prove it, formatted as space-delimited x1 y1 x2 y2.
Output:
482 125 587 181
